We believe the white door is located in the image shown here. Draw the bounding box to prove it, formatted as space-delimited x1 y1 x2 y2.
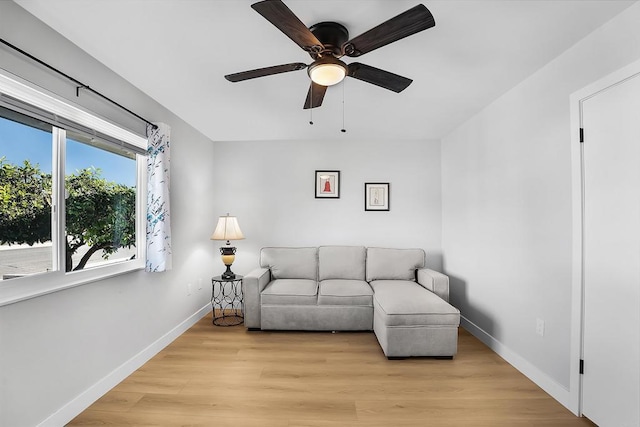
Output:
581 74 640 427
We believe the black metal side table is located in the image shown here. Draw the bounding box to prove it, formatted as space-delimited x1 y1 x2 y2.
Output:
211 275 244 326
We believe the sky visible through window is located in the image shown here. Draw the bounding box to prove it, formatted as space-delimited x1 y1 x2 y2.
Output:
0 116 136 187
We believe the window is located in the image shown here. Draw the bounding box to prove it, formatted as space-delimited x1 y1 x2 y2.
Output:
0 109 53 278
65 131 138 272
0 71 147 305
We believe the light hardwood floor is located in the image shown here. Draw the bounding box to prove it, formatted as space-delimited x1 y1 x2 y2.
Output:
68 314 595 426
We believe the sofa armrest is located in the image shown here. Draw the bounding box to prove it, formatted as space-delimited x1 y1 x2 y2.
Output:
242 268 271 329
417 268 450 302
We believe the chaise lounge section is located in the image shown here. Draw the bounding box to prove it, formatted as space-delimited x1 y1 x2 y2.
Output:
243 246 460 358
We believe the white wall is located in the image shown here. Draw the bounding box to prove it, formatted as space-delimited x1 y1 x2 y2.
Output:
212 138 442 275
0 3 217 426
4 0 638 423
441 1 640 410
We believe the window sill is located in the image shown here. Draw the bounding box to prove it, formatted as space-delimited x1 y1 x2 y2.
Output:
0 258 145 307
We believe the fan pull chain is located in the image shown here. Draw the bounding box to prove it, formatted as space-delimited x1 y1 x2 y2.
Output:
309 84 314 125
341 80 346 133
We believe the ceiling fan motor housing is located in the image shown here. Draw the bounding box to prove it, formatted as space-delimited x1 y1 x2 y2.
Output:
309 22 349 57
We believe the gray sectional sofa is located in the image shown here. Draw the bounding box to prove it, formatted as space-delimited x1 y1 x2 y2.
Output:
243 246 460 358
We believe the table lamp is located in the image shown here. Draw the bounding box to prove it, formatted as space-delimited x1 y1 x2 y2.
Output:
210 213 245 279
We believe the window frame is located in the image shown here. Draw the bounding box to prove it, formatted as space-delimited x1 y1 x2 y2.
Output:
0 70 147 307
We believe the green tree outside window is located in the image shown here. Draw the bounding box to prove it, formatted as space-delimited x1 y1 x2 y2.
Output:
0 157 136 272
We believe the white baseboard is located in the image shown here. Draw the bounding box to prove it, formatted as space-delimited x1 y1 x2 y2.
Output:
38 304 212 427
460 315 576 414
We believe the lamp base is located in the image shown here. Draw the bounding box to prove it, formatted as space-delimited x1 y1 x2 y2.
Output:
221 265 236 280
220 246 237 280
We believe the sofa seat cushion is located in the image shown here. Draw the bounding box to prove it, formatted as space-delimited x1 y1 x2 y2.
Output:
261 279 318 305
318 279 373 306
371 280 460 327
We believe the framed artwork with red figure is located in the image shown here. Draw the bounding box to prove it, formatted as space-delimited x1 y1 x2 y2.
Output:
315 170 340 199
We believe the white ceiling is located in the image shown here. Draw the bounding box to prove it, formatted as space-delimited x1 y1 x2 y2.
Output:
14 0 636 142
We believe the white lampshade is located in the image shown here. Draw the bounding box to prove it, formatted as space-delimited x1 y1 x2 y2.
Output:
308 57 348 87
210 214 245 242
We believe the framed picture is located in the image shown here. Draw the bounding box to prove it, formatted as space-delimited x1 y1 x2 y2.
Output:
365 183 390 211
315 170 340 198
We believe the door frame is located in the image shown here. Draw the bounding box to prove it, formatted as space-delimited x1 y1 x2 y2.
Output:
569 58 640 416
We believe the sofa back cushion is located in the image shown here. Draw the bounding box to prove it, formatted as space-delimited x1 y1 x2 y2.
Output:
319 246 366 281
260 247 318 280
366 247 425 281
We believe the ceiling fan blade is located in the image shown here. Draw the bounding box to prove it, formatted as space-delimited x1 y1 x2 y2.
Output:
225 62 307 82
342 4 435 57
251 0 324 54
303 82 328 109
347 63 412 93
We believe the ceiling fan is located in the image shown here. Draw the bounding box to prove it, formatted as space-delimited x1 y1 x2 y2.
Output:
224 0 435 109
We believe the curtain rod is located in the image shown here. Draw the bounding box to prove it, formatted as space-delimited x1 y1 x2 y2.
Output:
0 38 157 130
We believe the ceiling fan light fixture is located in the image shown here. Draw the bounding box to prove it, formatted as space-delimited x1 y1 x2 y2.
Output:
308 57 348 86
